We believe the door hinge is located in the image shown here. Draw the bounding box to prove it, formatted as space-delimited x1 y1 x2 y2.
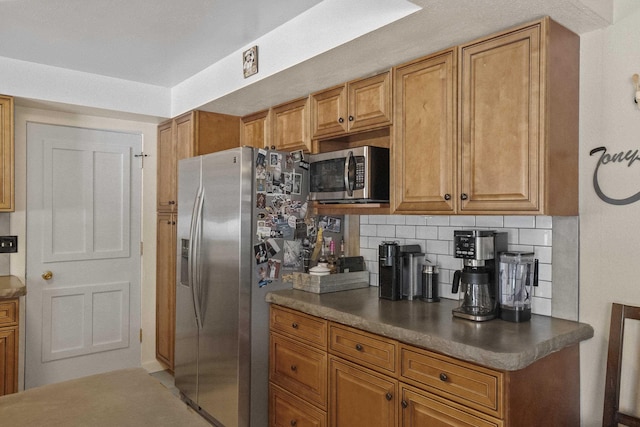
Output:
140 328 143 343
140 241 143 256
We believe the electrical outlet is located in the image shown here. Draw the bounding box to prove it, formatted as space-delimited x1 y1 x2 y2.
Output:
0 236 18 253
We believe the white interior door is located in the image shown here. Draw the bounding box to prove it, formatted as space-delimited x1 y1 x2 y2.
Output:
25 123 142 389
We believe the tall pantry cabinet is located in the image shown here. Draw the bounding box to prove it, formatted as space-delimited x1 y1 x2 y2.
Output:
156 110 240 370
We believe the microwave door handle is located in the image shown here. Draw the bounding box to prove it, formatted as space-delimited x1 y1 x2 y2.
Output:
344 150 354 197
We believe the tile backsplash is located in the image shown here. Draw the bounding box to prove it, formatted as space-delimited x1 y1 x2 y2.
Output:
359 215 555 316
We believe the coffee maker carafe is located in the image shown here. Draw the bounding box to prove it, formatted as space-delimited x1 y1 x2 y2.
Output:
451 230 507 321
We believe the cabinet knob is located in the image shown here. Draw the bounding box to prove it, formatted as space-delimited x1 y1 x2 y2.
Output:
290 420 297 427
338 117 344 123
401 400 408 409
460 193 468 201
444 194 451 201
385 392 393 401
439 372 448 382
169 200 176 205
355 343 364 352
291 322 298 329
348 116 354 122
290 365 297 372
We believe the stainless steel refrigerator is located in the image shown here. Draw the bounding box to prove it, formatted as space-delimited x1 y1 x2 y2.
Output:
175 146 309 427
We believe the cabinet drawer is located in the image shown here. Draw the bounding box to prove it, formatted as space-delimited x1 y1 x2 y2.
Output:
270 383 327 427
270 306 327 349
0 299 18 326
399 345 503 417
401 384 503 427
329 323 396 376
270 333 327 410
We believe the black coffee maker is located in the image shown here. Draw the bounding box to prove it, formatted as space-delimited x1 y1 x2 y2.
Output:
378 242 422 300
451 230 507 321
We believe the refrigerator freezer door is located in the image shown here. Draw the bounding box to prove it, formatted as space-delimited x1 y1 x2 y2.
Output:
175 156 202 406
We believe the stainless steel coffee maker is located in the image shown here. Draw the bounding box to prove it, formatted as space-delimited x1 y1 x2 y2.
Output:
451 230 507 321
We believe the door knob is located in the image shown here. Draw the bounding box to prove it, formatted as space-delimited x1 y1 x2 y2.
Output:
42 271 53 280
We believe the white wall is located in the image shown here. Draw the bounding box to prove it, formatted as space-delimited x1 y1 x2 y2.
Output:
579 2 640 424
10 107 164 388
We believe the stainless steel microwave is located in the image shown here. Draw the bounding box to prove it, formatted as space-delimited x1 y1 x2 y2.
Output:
309 146 389 203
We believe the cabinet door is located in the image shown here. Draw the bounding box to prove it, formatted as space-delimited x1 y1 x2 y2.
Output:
0 96 13 212
241 110 270 149
0 327 18 395
401 385 502 427
174 112 196 161
459 24 541 213
348 72 392 133
157 120 177 211
393 49 456 214
330 356 397 427
310 85 348 138
270 383 327 427
156 212 176 370
271 98 311 152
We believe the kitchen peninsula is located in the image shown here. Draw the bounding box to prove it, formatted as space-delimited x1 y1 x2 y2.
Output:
266 287 593 426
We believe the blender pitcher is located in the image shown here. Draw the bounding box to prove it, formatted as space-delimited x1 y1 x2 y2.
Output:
499 252 538 322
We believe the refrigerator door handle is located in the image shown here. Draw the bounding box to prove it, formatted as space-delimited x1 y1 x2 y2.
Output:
189 185 205 330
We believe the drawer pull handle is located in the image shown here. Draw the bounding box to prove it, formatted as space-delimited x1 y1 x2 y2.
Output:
291 322 298 329
290 365 297 372
290 420 297 426
355 344 364 351
385 392 393 401
401 400 408 409
439 373 448 382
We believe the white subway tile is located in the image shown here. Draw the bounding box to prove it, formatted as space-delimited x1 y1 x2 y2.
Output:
426 216 450 226
377 224 396 237
360 224 377 236
438 226 457 241
534 246 552 264
406 216 427 226
450 216 476 226
360 236 368 248
534 280 552 298
531 297 552 316
416 226 438 240
406 239 426 251
360 215 370 224
535 216 553 229
369 215 388 225
370 273 379 287
537 262 552 282
476 216 504 228
507 244 535 253
369 237 388 249
438 254 463 270
504 216 536 228
360 248 377 262
387 215 407 225
427 239 449 255
396 225 416 239
519 228 552 246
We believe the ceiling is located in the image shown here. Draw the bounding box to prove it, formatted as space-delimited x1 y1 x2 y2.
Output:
0 0 615 120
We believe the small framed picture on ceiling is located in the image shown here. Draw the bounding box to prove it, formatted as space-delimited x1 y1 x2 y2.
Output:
243 45 258 78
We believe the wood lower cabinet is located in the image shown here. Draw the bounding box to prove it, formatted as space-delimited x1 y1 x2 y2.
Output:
0 299 19 396
269 305 581 427
0 95 14 212
392 17 578 215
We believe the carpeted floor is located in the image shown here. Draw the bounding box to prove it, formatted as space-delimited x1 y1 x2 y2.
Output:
0 368 211 426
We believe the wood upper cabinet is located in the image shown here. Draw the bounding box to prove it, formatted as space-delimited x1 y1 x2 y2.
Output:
392 17 578 216
241 109 270 149
0 95 14 212
0 299 19 396
458 17 578 215
271 97 311 153
311 72 392 139
155 212 176 370
156 110 240 211
393 49 457 214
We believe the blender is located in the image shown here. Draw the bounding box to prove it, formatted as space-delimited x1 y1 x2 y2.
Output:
451 230 507 321
499 251 538 322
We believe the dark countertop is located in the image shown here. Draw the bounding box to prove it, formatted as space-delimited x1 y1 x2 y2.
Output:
0 275 25 299
265 287 594 371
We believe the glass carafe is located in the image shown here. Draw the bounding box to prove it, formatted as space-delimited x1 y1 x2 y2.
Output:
499 252 536 322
